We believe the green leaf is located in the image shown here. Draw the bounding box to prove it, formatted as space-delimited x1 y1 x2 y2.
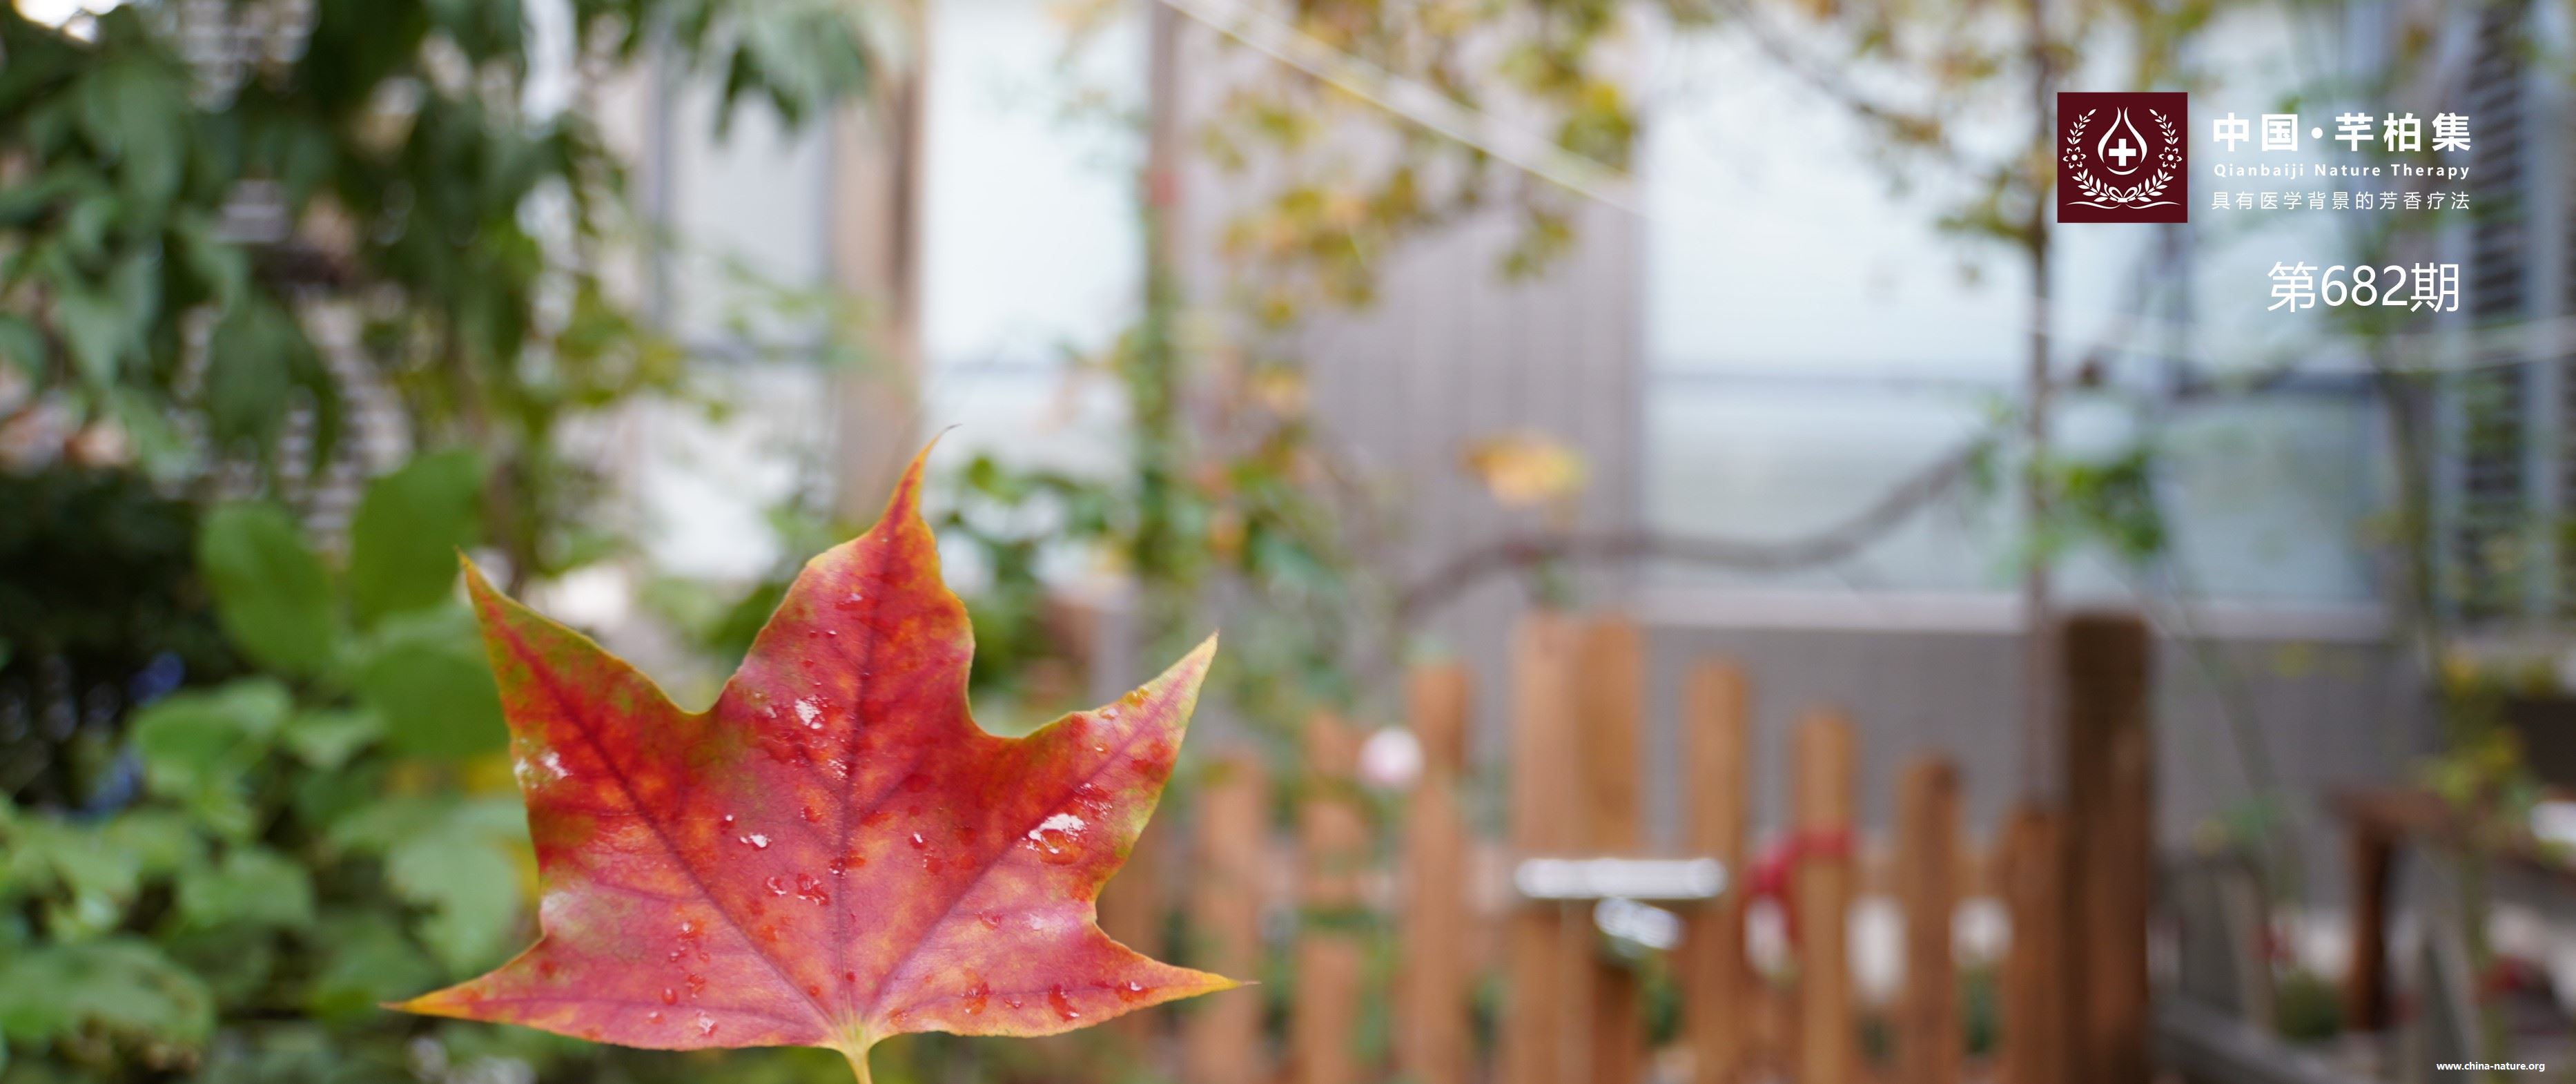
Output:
106 385 198 483
202 306 291 452
0 314 45 381
0 938 215 1050
303 913 440 1022
197 503 339 675
176 847 315 930
320 793 440 853
51 251 163 391
171 214 251 308
347 450 485 625
128 679 293 837
279 706 382 769
108 247 161 336
159 924 280 1008
351 609 506 759
291 757 387 829
55 280 128 387
389 825 525 974
2 818 151 938
0 167 79 227
78 55 188 209
202 297 326 465
59 191 120 262
100 811 205 879
326 795 530 975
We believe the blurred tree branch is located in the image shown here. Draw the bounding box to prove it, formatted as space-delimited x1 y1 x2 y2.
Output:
1396 433 1995 623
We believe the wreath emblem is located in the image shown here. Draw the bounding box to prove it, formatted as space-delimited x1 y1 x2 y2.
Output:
2062 108 2182 210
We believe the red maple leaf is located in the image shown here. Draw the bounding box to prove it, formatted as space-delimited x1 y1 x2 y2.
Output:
393 448 1234 1081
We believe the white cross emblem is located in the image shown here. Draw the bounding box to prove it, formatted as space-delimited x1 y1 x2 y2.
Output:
2107 139 2138 166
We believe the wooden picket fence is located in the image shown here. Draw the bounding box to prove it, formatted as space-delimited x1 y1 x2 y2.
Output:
1104 610 2153 1084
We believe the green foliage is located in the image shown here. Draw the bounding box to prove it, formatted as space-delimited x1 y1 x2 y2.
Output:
186 461 507 768
175 847 316 931
626 0 879 130
0 938 217 1066
2034 443 2169 568
345 611 507 761
1 0 875 579
201 298 338 474
0 0 888 1080
194 507 335 677
0 461 505 1073
933 439 1362 749
346 451 485 626
0 13 211 394
941 456 1122 704
0 459 874 1083
326 793 529 974
128 679 293 836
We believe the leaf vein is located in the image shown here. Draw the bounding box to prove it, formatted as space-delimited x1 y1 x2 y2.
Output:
495 616 839 1035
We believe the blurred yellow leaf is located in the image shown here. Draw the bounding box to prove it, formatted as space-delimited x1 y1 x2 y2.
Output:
1250 365 1309 416
1462 431 1588 508
1323 190 1368 229
2439 646 2480 691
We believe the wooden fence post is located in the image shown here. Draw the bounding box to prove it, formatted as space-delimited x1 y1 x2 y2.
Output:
1579 618 1648 1084
1185 755 1269 1084
1896 756 1962 1084
1682 659 1752 1084
2062 612 2151 1084
2345 821 2394 1032
1402 664 1473 1084
1296 715 1369 1084
2000 805 2069 1084
1795 709 1857 1084
1503 612 1585 1084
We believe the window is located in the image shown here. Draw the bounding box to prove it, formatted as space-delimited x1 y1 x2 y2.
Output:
1639 23 2388 621
921 0 1142 477
618 0 1148 579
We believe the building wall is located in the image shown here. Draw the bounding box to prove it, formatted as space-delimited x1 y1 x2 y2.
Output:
1242 25 2425 909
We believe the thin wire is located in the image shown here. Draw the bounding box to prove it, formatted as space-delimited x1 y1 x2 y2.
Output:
1149 0 1648 215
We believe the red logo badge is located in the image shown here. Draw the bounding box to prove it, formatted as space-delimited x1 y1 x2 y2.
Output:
2056 93 2188 223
